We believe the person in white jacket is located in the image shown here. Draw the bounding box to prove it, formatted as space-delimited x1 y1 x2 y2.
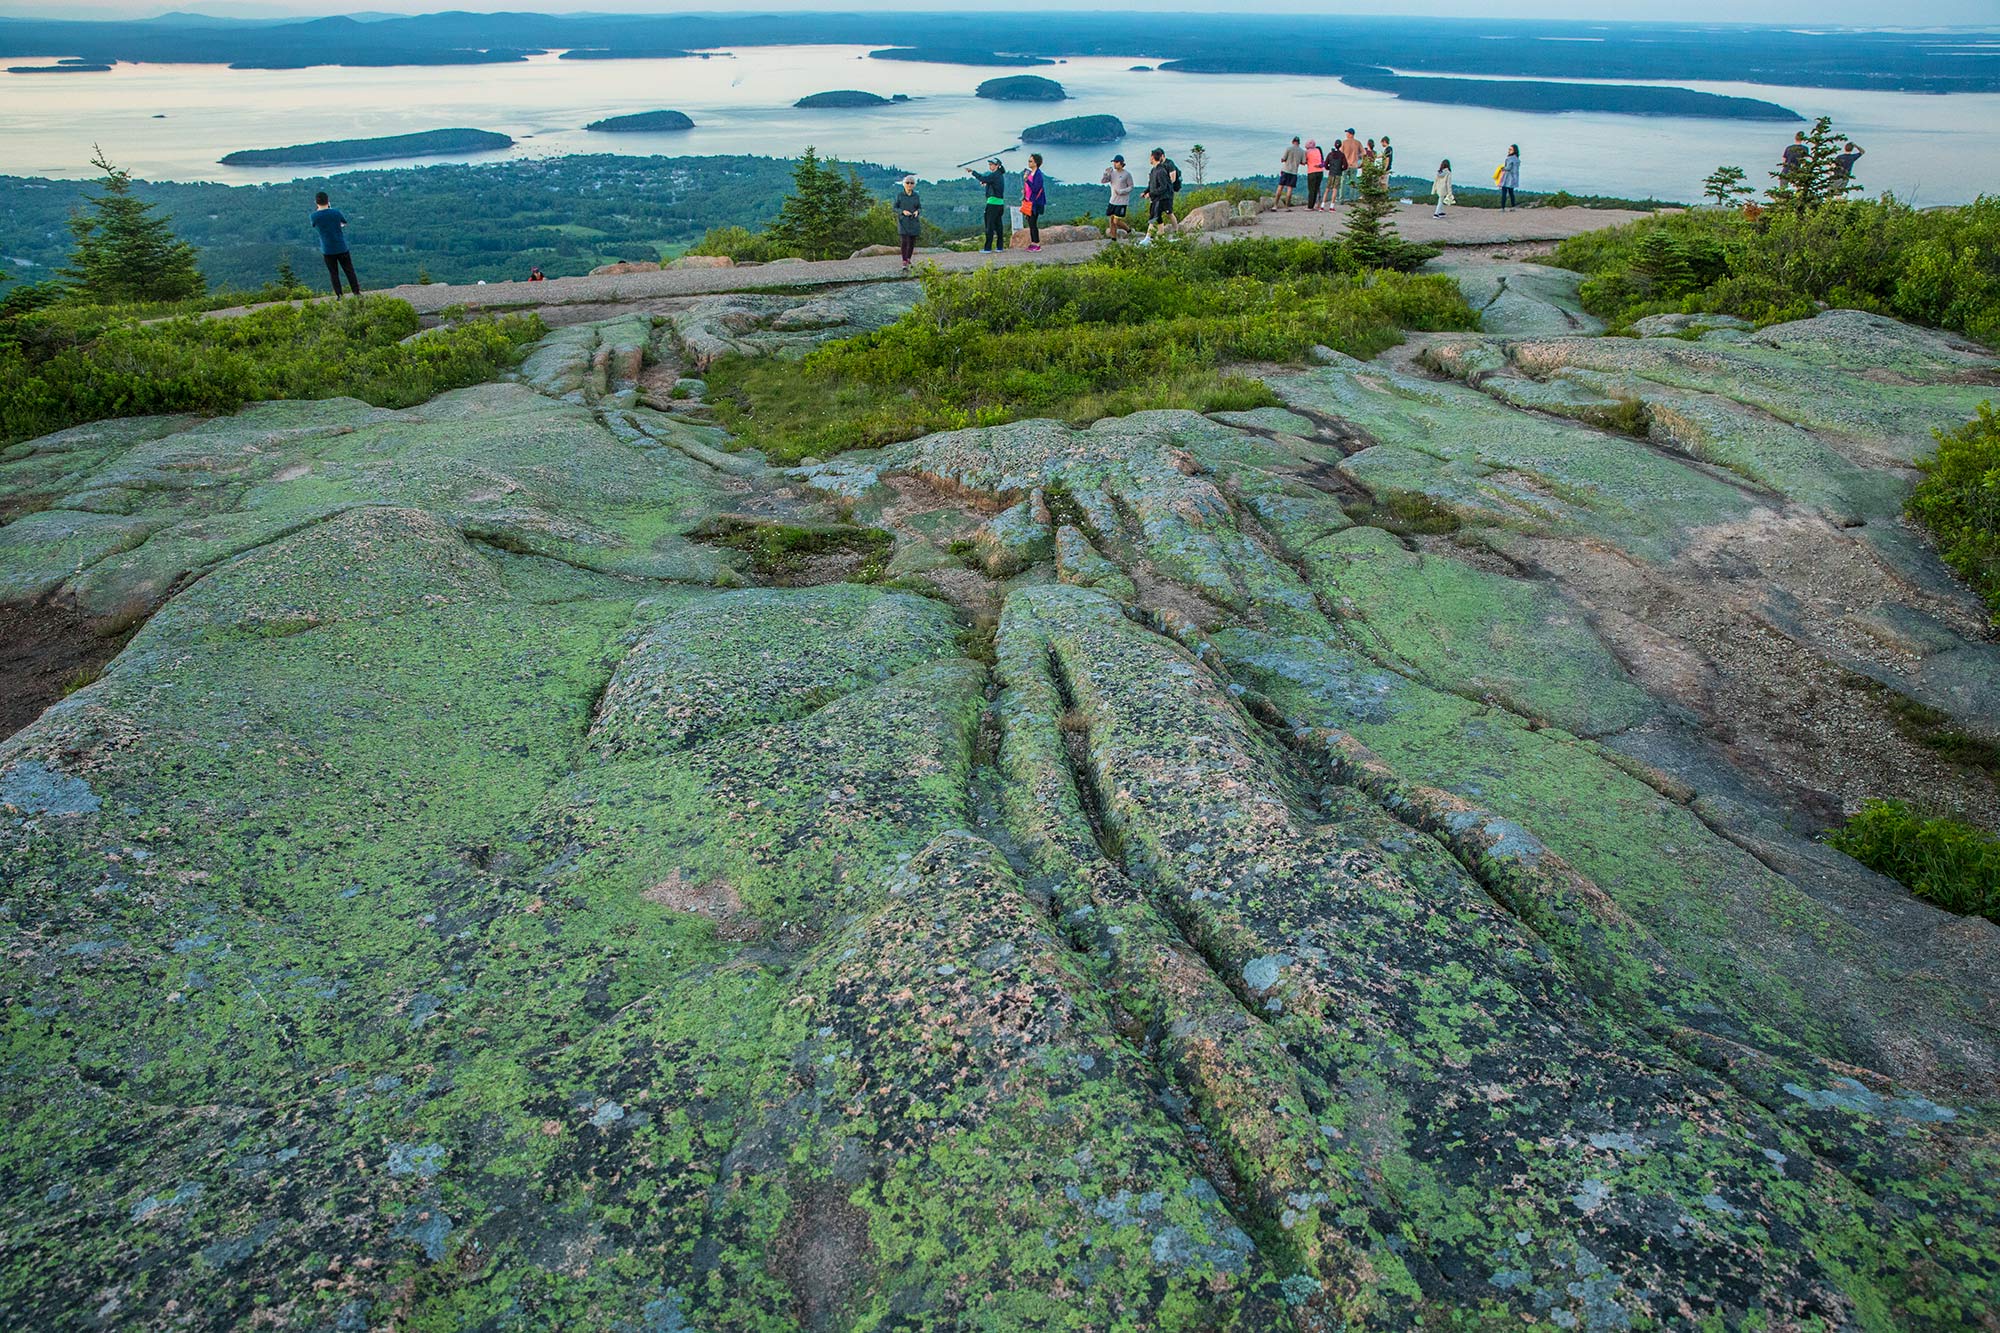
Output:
1433 160 1454 218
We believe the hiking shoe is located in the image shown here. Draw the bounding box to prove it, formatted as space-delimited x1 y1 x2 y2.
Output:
1027 244 1042 251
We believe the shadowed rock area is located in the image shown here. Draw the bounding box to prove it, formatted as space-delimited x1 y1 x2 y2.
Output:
2 271 1996 1330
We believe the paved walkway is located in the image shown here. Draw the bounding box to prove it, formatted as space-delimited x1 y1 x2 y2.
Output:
211 205 1654 319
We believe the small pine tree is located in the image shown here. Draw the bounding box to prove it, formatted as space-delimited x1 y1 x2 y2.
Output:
766 147 873 261
1341 159 1404 269
275 258 298 291
1187 144 1208 188
1632 229 1695 296
59 146 204 304
1702 165 1752 208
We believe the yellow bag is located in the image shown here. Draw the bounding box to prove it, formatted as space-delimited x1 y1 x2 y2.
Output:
1493 164 1505 184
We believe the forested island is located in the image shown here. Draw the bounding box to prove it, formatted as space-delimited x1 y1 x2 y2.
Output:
7 62 109 73
795 90 897 109
585 110 695 133
1336 69 1803 122
1020 114 1125 146
975 75 1065 102
219 129 514 167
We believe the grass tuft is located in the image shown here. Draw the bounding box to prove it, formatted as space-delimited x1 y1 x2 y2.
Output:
1828 799 2000 922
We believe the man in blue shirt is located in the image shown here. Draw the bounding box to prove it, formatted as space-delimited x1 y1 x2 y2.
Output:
309 191 361 299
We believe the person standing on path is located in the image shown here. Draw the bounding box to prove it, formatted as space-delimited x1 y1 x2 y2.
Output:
1339 129 1363 203
1145 148 1178 233
894 175 923 269
967 157 1007 252
1101 153 1135 240
1021 153 1048 251
309 191 360 299
1303 139 1326 211
1380 135 1394 177
1277 136 1305 208
1499 145 1521 210
1432 160 1454 218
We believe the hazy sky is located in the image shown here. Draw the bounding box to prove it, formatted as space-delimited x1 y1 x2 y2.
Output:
3 0 1997 22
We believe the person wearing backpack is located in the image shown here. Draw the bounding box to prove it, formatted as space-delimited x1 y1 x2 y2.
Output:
1020 152 1048 251
1146 147 1179 232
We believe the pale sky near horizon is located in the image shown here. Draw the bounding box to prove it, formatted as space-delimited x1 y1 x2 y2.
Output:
1 0 1997 23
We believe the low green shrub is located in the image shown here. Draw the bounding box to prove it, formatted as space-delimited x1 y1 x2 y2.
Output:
706 238 1474 462
1908 404 2000 621
1827 799 2000 922
1548 196 2000 345
0 298 545 444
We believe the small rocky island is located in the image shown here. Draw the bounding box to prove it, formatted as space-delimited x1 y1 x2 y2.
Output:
794 90 899 109
584 109 695 133
975 74 1066 101
1020 113 1125 145
220 128 513 167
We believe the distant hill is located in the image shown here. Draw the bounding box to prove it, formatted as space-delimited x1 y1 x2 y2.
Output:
795 90 895 109
976 75 1066 102
219 128 514 167
872 46 1051 67
1021 114 1125 146
7 63 110 73
584 109 695 133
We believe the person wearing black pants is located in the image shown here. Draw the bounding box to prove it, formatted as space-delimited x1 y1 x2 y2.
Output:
1020 153 1047 250
308 190 361 298
894 175 922 269
966 157 1007 253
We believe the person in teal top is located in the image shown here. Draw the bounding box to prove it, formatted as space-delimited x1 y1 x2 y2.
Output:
965 157 1007 253
309 190 360 299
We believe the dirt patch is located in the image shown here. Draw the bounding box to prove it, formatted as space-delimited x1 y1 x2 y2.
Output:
769 1182 875 1332
642 870 759 941
0 601 131 741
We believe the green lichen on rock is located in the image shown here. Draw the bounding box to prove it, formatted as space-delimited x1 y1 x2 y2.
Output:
3 284 1997 1332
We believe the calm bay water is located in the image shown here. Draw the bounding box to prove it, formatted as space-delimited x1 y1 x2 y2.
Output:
2 44 1997 203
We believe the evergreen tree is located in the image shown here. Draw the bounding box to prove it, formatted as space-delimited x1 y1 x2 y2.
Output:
1633 229 1695 297
59 147 204 304
275 258 298 291
1340 159 1433 272
1187 145 1208 188
1702 165 1752 208
766 147 874 261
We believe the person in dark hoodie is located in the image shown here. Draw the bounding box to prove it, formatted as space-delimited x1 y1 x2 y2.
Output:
965 156 1007 253
1146 147 1179 232
894 175 923 269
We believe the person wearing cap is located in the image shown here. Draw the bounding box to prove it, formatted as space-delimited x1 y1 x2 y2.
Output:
965 156 1007 253
1303 138 1327 211
1101 153 1135 241
894 175 923 269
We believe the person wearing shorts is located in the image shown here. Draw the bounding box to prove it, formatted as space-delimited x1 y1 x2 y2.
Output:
1277 136 1305 207
1101 153 1135 240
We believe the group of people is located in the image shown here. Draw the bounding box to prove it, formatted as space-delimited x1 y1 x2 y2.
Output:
963 146 1186 252
1278 131 1395 211
1274 134 1522 220
307 138 1539 296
